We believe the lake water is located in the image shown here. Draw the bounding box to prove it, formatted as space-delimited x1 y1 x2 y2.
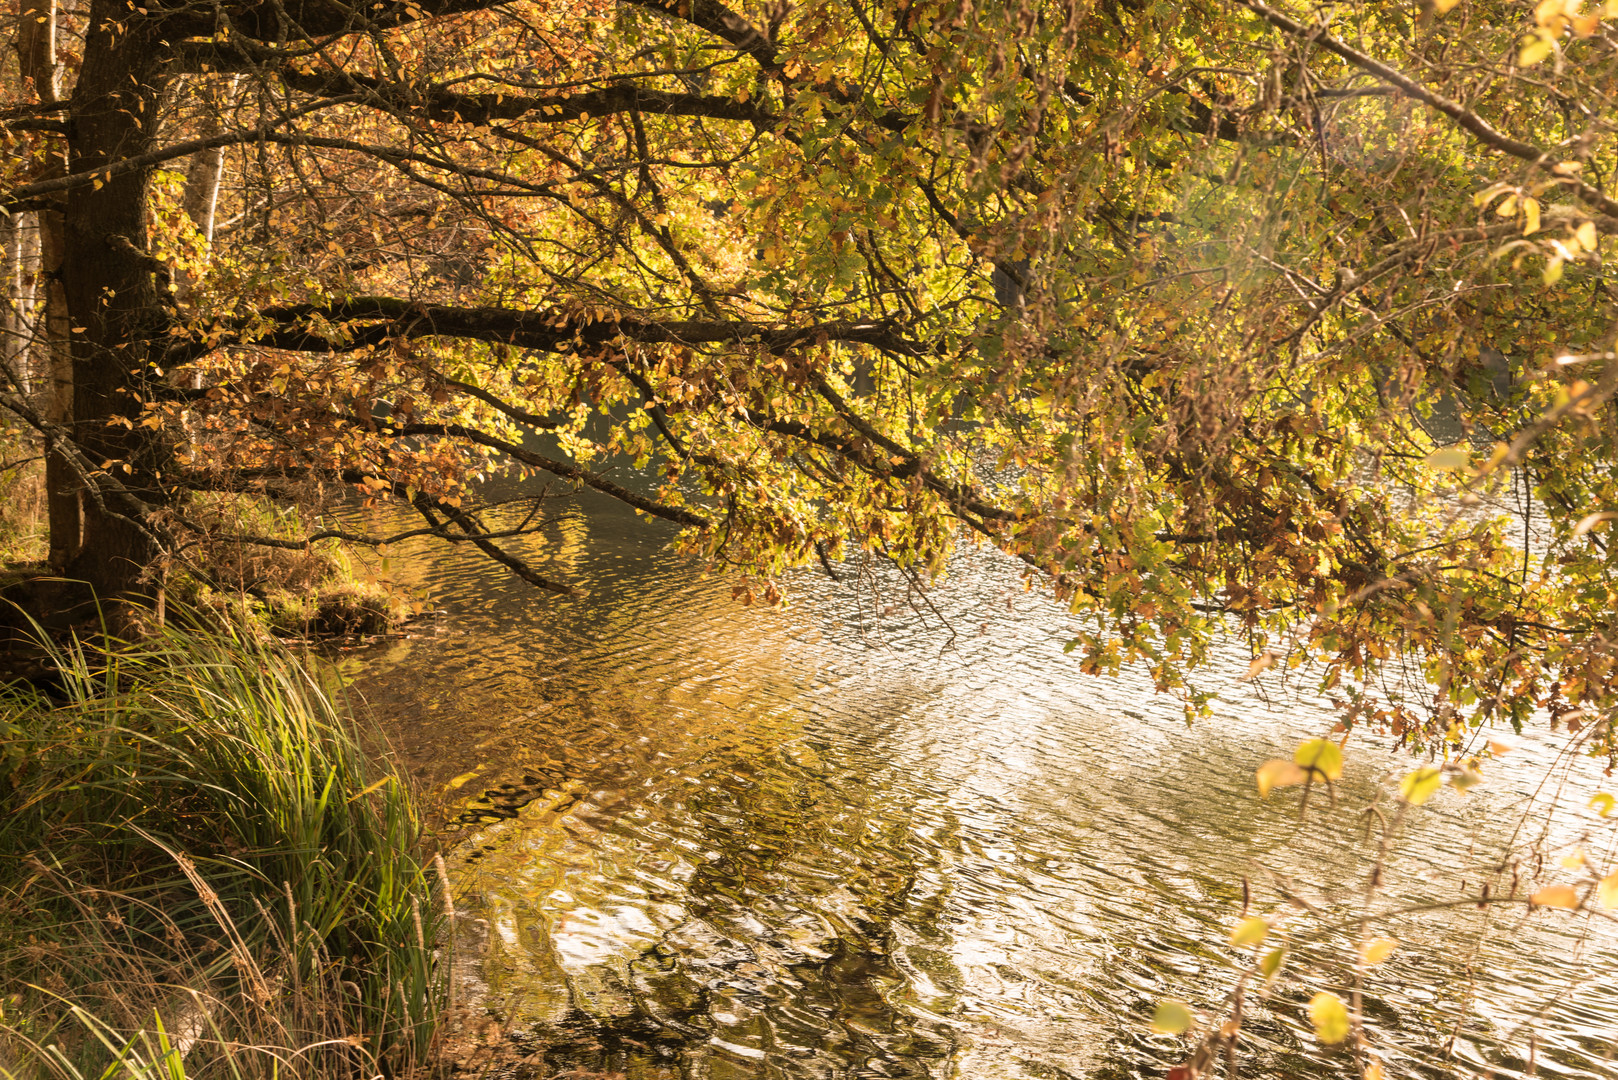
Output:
350 490 1618 1079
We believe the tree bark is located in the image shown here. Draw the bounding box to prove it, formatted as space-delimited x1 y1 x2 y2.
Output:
57 0 172 599
14 0 79 568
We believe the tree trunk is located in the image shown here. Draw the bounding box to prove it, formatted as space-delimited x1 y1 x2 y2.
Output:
40 207 78 568
15 0 80 568
58 0 172 600
180 79 236 245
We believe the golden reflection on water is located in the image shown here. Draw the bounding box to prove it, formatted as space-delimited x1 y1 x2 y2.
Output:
350 492 1618 1080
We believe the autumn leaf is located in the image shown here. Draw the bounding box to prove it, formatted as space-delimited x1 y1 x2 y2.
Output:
1229 916 1268 947
1256 759 1307 797
1424 447 1469 471
1308 992 1350 1044
1359 938 1398 966
1242 651 1277 681
1399 766 1442 806
1294 738 1343 782
1531 885 1581 909
1150 999 1194 1035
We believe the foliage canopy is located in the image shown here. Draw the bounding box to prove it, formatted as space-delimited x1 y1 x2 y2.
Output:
5 0 1618 745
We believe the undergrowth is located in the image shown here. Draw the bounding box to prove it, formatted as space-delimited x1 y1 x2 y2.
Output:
0 618 446 1079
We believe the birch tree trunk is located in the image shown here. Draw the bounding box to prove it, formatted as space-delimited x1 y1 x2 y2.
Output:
15 0 78 568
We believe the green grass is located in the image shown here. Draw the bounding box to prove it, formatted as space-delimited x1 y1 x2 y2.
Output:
0 617 445 1079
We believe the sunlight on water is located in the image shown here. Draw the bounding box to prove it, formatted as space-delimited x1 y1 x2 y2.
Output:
349 490 1618 1079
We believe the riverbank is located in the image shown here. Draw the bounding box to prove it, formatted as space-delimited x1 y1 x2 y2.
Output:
0 622 444 1079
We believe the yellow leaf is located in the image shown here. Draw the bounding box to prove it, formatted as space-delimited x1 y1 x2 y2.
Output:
1496 193 1519 217
1295 738 1343 781
1561 848 1587 870
1229 916 1269 947
445 769 483 791
346 776 393 803
1308 992 1350 1044
1531 885 1581 909
1573 12 1601 35
1523 197 1541 236
1259 947 1286 981
1592 793 1616 817
1577 221 1599 251
1400 766 1443 806
1424 447 1470 471
1150 998 1194 1035
1520 32 1555 66
1243 651 1277 681
1599 872 1618 910
1360 938 1398 966
1488 739 1515 755
1256 758 1307 797
1365 1062 1386 1080
1434 0 1460 11
1544 255 1565 286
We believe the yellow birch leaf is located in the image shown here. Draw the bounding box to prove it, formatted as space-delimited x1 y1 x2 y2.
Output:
1531 885 1581 909
1519 31 1555 66
1260 947 1285 981
1256 758 1307 797
1577 221 1599 251
1360 938 1398 966
1229 916 1269 947
1242 651 1277 681
1308 992 1350 1044
1590 792 1615 817
1544 255 1565 286
1598 872 1618 909
1150 998 1194 1035
1424 447 1469 471
1434 0 1460 11
1523 197 1541 235
1400 766 1443 806
1294 738 1343 781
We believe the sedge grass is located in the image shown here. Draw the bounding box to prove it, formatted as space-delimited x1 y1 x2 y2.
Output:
0 616 445 1079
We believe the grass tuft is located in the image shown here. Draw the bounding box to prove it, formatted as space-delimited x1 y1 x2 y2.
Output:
0 616 443 1079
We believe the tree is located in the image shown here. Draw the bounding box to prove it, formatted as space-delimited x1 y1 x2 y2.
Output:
4 0 1618 747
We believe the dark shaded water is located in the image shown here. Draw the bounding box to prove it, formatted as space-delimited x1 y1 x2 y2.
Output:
350 492 1618 1079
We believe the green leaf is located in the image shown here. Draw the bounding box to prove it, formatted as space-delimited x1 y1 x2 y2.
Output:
1259 947 1286 982
1308 991 1351 1044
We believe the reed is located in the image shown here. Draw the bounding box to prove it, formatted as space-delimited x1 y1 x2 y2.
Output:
0 615 444 1079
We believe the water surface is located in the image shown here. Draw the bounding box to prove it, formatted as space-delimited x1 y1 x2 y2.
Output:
350 491 1618 1079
